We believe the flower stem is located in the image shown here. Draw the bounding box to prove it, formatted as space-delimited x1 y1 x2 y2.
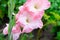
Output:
8 0 15 40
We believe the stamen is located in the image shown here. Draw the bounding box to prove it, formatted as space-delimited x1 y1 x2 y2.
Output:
34 4 39 9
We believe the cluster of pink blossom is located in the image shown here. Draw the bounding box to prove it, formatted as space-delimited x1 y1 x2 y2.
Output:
3 0 50 40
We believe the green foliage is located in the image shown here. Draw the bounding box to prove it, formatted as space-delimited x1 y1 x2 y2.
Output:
43 0 60 40
0 33 5 40
20 33 33 40
0 0 8 19
56 32 60 40
20 34 28 40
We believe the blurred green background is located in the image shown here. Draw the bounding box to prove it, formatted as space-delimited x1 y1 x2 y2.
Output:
0 0 60 40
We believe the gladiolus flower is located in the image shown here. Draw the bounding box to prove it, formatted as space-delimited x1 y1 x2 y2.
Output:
3 23 21 40
22 0 50 19
24 0 50 12
3 0 50 40
16 11 43 33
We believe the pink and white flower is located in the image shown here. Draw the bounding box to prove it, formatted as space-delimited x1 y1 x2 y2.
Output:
16 11 43 33
3 23 21 40
3 0 50 40
17 6 44 20
22 0 50 19
24 0 50 12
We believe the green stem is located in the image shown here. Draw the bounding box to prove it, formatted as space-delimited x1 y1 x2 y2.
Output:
8 0 15 40
36 29 42 40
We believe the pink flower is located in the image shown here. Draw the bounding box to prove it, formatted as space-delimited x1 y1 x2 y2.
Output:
17 6 44 20
12 32 20 40
3 23 21 40
24 0 50 12
16 5 44 33
22 0 50 19
12 24 21 40
12 23 21 34
16 11 43 33
3 23 9 35
22 20 43 33
3 0 50 40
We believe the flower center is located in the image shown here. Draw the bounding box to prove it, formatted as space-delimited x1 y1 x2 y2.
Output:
34 4 39 9
26 19 29 23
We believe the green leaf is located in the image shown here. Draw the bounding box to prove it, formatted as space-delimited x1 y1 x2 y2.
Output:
57 21 60 26
0 10 4 19
44 13 50 20
20 34 27 40
0 33 5 40
56 32 60 40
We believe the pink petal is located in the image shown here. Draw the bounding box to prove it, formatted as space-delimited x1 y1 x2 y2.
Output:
3 26 8 35
3 24 9 35
22 26 33 33
12 32 21 40
12 23 21 34
41 0 50 10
